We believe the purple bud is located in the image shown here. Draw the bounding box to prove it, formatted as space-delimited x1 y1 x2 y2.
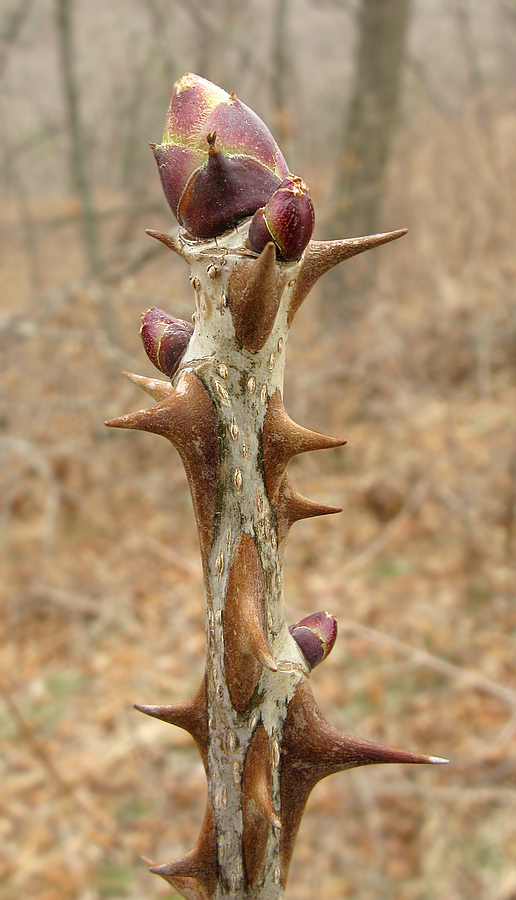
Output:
140 308 194 378
177 134 282 239
289 610 338 670
153 73 289 239
248 176 315 261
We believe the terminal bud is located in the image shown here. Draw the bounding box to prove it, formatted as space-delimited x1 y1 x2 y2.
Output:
152 73 289 239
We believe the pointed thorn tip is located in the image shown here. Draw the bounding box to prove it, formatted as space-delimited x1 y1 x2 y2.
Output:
122 370 173 400
145 229 184 256
255 645 278 672
105 415 129 429
149 864 165 875
133 703 169 721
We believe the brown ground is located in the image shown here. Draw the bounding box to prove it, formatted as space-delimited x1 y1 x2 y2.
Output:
1 106 515 900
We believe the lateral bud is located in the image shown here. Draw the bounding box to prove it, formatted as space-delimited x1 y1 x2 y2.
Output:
289 610 338 670
140 307 194 378
248 175 314 261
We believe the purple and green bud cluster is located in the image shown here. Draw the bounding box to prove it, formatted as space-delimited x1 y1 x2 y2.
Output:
140 308 193 378
289 610 338 670
153 73 314 260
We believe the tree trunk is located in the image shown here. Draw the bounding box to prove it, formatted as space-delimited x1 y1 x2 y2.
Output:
333 0 412 239
55 0 100 275
323 0 412 310
271 0 290 151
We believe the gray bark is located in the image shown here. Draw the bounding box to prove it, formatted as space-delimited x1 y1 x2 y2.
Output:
108 220 442 899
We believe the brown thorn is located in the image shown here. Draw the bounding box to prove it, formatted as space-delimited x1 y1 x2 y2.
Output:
246 726 282 829
251 239 277 283
279 680 446 880
284 681 445 779
106 372 219 561
276 473 342 545
105 405 163 432
224 533 277 711
149 872 208 900
135 676 208 767
254 779 281 830
253 640 278 672
288 229 408 324
228 242 281 352
262 390 346 502
243 725 281 886
146 228 187 260
150 804 216 898
122 370 173 401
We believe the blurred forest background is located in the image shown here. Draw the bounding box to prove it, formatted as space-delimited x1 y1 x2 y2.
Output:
1 0 515 898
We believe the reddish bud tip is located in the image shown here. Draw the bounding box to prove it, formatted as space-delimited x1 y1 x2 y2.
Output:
289 610 338 670
140 308 194 378
153 73 290 239
248 176 315 261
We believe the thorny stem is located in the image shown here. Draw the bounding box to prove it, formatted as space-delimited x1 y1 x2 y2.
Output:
107 221 446 899
178 229 307 898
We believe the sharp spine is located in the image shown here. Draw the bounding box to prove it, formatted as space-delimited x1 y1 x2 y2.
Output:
122 370 173 400
135 677 208 764
262 391 345 501
146 228 187 260
228 241 280 351
288 229 408 323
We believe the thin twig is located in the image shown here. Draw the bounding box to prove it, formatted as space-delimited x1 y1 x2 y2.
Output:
136 531 202 577
342 620 516 709
337 479 429 579
1 682 109 825
30 583 102 617
1 683 73 794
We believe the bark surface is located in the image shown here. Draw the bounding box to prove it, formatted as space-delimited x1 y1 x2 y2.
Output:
107 220 442 899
